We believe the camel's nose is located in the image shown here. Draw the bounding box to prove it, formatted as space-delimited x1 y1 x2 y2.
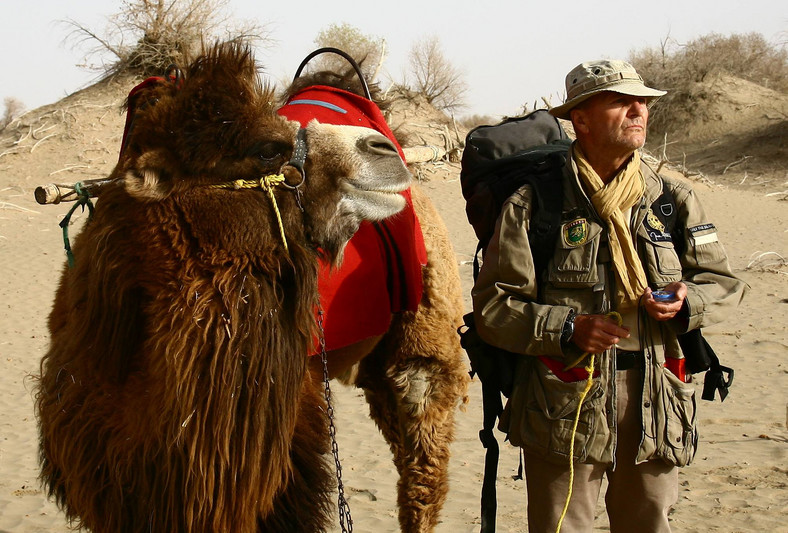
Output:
358 133 400 157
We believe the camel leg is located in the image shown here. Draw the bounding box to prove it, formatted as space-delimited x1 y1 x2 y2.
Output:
346 184 467 531
356 308 467 532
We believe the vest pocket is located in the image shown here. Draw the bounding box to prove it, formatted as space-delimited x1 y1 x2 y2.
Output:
548 224 602 288
657 368 698 466
519 361 604 461
642 238 682 284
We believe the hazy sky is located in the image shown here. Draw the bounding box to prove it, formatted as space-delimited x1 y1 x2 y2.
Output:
1 1 786 118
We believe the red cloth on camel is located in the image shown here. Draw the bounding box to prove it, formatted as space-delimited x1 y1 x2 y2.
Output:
278 85 428 353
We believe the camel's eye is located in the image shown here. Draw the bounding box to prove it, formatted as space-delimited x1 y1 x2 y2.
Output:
254 141 290 162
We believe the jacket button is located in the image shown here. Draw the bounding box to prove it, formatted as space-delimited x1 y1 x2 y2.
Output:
644 402 651 408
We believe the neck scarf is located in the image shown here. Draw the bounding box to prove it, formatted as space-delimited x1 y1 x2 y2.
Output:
574 145 648 308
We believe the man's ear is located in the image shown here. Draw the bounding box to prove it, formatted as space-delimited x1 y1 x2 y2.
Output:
570 108 590 135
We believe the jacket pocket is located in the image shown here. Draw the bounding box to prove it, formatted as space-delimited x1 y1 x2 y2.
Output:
642 238 683 284
657 367 698 466
548 223 602 288
519 361 604 461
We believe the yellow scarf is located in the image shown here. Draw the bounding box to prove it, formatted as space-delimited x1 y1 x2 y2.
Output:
574 145 648 308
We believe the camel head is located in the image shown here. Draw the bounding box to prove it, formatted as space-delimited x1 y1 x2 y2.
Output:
113 42 411 262
277 59 417 262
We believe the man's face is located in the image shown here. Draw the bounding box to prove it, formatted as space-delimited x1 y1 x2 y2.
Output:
572 92 649 154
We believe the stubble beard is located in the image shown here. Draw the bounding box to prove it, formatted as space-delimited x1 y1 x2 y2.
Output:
613 123 647 152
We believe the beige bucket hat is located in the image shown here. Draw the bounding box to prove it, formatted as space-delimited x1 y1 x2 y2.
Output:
549 59 666 120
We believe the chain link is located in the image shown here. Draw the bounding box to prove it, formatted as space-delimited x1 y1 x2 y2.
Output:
317 307 353 533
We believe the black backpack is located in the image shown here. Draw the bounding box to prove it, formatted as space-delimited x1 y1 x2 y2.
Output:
461 110 571 277
458 110 570 533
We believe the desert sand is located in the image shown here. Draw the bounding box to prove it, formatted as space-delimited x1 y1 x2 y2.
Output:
0 74 786 532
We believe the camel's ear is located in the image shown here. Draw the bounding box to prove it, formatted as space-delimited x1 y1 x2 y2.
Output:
122 149 178 201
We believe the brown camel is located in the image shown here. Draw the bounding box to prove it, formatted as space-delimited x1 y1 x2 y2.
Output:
35 43 467 533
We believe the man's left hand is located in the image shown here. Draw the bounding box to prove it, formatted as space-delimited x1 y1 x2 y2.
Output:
643 282 687 321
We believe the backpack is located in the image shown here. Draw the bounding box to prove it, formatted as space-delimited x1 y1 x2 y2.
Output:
459 109 572 407
458 110 571 533
461 110 571 278
457 110 732 533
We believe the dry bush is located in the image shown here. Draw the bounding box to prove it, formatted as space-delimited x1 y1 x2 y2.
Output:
629 31 788 136
745 251 787 275
518 95 563 116
458 114 499 130
65 0 271 78
313 23 386 82
1 97 25 130
406 35 468 114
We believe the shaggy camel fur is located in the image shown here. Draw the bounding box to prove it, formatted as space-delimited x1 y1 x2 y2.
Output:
36 43 467 533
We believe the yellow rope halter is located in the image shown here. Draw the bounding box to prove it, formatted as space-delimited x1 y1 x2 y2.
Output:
555 311 623 533
209 174 290 253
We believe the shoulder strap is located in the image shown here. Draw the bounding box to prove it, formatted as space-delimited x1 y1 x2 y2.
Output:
459 312 507 532
479 360 503 532
472 148 567 283
528 153 565 279
655 177 684 257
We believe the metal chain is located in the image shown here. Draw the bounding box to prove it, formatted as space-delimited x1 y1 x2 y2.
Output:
317 307 353 533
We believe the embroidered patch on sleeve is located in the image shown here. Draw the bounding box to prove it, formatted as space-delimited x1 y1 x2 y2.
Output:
689 223 718 245
688 223 715 234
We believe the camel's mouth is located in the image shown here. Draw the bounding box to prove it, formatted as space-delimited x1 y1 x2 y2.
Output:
347 179 410 195
340 183 408 221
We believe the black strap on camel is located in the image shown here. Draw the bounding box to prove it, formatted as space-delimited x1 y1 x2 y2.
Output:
293 47 371 100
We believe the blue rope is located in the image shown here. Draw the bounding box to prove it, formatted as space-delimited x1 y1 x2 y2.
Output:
59 182 95 268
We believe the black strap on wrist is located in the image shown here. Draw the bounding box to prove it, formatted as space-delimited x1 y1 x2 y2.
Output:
561 309 576 345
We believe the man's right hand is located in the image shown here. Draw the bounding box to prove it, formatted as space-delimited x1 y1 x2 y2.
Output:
572 314 630 353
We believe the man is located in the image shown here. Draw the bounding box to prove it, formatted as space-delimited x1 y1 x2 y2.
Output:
471 60 747 532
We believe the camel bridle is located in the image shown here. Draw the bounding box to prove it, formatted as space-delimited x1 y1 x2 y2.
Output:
119 66 311 256
208 127 309 254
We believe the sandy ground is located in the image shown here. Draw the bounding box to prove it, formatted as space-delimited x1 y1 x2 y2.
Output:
1 163 786 532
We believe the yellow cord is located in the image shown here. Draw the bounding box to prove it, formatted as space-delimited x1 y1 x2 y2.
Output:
555 311 622 533
210 174 289 252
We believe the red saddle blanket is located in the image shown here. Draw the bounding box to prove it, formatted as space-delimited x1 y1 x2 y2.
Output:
278 85 428 353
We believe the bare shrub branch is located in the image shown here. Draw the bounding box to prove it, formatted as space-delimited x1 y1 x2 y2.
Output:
629 31 788 138
1 97 25 130
64 0 272 78
313 23 386 82
459 114 499 130
406 35 468 114
745 251 787 275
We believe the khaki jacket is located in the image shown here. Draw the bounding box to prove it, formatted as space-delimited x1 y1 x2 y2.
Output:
472 148 747 467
